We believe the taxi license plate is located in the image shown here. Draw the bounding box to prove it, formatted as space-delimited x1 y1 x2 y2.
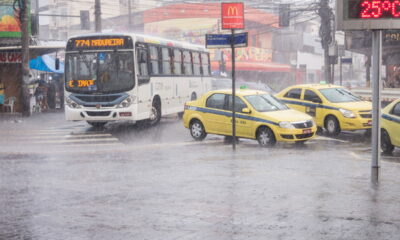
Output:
368 120 372 126
303 129 312 134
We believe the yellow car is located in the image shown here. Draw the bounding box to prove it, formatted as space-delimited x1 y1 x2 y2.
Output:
183 89 317 147
381 99 400 154
276 84 372 136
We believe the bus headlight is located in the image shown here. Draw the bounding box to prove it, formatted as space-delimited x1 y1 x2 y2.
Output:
279 121 295 129
117 96 133 108
339 108 356 118
65 97 82 109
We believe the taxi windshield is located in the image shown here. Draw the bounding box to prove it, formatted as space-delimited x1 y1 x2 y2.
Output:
244 94 289 112
319 88 362 103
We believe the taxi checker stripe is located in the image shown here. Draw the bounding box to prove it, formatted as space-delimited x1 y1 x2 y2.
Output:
193 107 279 126
382 113 400 124
280 99 339 110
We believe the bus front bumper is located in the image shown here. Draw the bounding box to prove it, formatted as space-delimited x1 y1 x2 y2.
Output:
65 106 136 122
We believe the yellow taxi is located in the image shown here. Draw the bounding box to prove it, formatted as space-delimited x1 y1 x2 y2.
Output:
182 89 317 147
276 84 372 136
381 99 400 154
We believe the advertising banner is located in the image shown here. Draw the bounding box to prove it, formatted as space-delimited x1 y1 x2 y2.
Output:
221 2 244 29
0 52 22 63
0 0 23 38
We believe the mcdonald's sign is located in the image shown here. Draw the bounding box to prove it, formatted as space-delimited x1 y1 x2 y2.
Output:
221 2 244 29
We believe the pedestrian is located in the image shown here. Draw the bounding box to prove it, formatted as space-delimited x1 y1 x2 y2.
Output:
0 79 4 111
34 81 49 111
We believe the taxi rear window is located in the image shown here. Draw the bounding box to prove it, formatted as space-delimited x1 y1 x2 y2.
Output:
284 88 302 99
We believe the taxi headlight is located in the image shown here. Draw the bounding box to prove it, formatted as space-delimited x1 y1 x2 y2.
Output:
117 96 133 108
279 121 295 129
339 108 356 118
65 97 82 109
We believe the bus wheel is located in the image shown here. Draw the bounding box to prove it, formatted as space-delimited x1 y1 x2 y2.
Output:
87 121 107 128
381 129 394 155
148 99 161 126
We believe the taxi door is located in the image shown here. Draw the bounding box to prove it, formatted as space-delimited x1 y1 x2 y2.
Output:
281 88 306 113
202 93 229 135
302 89 325 126
388 102 400 146
225 95 253 138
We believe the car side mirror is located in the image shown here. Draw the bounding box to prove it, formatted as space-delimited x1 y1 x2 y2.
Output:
242 108 251 114
311 97 322 104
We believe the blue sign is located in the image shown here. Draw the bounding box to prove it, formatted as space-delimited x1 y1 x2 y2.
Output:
206 32 248 48
341 58 352 64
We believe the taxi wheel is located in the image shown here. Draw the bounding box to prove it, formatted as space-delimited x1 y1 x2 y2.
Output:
381 130 394 154
190 119 207 141
325 116 340 136
257 127 276 147
87 121 107 128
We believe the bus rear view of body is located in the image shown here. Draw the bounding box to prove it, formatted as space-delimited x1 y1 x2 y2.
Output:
64 33 212 127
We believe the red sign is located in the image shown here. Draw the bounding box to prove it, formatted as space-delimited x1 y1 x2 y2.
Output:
221 2 244 29
0 52 22 63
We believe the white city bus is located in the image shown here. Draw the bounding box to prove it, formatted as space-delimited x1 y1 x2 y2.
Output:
64 33 212 127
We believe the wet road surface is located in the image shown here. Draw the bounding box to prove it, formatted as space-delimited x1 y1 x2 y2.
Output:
1 112 400 240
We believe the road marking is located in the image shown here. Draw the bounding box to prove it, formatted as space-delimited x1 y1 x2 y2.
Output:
314 136 350 143
32 138 119 144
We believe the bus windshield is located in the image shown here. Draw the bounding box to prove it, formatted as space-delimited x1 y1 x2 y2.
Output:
66 51 134 94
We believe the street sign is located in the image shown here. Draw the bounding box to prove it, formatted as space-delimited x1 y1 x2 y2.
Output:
341 58 353 64
221 2 244 29
337 0 400 30
205 32 248 49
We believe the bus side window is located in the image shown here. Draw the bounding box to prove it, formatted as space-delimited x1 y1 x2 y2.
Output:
161 47 171 75
182 50 193 75
149 45 160 75
201 53 210 76
137 49 149 77
192 52 201 76
173 49 182 75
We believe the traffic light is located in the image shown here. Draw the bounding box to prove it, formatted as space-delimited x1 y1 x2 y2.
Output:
279 4 290 27
80 10 90 30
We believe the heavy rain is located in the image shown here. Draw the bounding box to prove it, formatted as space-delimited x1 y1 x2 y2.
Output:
1 0 400 239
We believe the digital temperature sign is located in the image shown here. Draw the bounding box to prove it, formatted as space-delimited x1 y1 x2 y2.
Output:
348 0 400 18
337 0 400 29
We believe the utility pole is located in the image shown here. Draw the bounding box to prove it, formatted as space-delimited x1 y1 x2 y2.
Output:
95 0 102 32
317 0 333 83
21 0 31 116
128 0 133 31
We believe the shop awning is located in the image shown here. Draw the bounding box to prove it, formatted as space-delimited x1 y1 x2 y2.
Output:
29 55 64 73
211 61 291 73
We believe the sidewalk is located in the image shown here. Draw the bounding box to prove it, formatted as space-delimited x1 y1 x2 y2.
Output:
0 112 23 122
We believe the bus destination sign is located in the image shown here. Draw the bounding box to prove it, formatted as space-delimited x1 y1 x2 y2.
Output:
67 36 133 50
75 38 125 48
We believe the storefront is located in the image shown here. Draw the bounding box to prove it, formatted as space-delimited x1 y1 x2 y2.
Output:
0 46 64 113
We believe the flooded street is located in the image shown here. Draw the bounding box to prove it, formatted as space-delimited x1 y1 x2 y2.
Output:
1 112 400 240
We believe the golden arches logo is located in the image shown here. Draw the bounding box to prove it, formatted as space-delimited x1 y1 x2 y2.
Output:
227 6 239 16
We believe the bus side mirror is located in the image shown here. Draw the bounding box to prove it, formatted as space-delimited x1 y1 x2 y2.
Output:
139 52 147 64
55 58 60 70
